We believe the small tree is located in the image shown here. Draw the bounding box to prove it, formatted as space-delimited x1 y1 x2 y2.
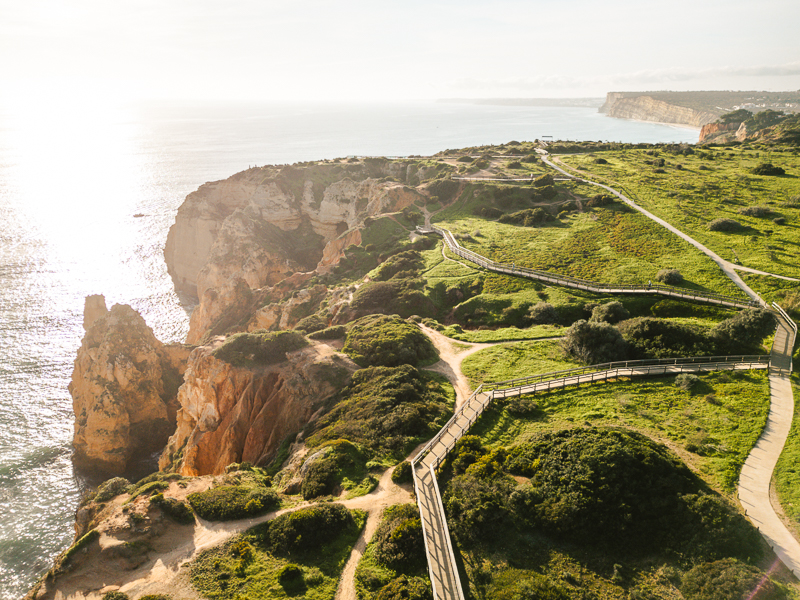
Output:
528 302 558 325
590 301 630 324
560 320 627 364
656 268 684 285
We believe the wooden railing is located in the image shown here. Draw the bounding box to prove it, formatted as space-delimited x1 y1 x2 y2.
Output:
418 225 759 310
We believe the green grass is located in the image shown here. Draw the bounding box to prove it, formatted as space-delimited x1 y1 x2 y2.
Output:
461 340 578 386
435 205 742 296
558 147 800 279
190 507 366 600
470 369 770 492
440 323 564 343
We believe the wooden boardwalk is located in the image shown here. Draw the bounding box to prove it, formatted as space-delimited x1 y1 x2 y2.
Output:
413 357 772 600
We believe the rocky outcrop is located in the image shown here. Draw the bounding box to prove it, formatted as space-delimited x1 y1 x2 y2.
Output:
698 121 742 144
70 298 191 473
159 340 356 476
166 161 424 342
600 92 717 129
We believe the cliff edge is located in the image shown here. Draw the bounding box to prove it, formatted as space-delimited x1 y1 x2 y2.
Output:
600 92 717 129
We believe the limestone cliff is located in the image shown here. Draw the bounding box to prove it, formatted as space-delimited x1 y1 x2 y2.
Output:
71 298 191 473
698 121 742 144
159 339 356 476
600 92 717 129
165 161 425 343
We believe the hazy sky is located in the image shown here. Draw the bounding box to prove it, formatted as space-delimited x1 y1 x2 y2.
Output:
2 0 799 104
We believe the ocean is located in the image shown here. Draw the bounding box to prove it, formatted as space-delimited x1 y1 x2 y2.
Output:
0 100 697 597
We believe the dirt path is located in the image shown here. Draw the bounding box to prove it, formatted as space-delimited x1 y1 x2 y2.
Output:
418 324 493 408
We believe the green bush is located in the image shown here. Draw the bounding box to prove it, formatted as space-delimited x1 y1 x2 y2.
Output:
373 251 424 282
213 330 308 367
343 314 438 367
708 218 745 232
101 593 129 600
349 279 436 319
300 440 367 500
391 461 413 484
498 208 554 227
618 317 715 359
307 325 346 340
681 558 785 600
655 268 684 285
150 493 194 524
532 173 554 187
278 563 305 594
139 595 173 600
738 205 772 218
503 428 759 557
560 319 627 364
712 308 776 354
188 485 279 521
674 373 702 393
307 365 450 459
294 313 327 334
589 301 630 324
751 163 785 176
376 575 432 600
372 504 426 572
94 477 131 503
528 302 558 325
258 503 355 555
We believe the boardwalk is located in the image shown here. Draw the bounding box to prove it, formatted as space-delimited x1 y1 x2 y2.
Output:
738 309 799 578
413 357 772 600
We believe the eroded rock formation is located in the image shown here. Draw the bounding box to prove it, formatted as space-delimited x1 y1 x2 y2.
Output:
159 340 356 476
164 162 424 342
601 92 717 129
70 298 191 473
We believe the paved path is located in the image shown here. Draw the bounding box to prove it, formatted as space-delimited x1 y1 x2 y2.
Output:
738 312 799 578
542 154 764 304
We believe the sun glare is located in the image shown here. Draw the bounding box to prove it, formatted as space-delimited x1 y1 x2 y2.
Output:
3 89 143 266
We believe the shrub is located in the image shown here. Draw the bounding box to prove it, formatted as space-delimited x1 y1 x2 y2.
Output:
507 161 522 169
349 279 436 319
618 317 715 359
150 494 194 524
300 440 366 500
656 268 684 285
372 504 426 572
94 477 131 503
681 558 785 600
101 593 129 600
307 365 450 459
528 302 558 325
532 173 554 187
521 154 539 163
278 563 305 594
505 428 753 556
738 205 771 218
293 314 327 334
139 596 173 600
187 485 279 521
589 301 630 324
498 208 554 227
708 218 745 232
751 163 785 176
307 325 346 340
372 251 424 282
712 308 776 354
586 194 614 207
560 319 627 364
259 503 355 555
674 373 702 393
375 575 432 600
343 314 438 367
473 206 503 219
391 461 413 484
594 157 608 164
213 330 308 368
773 216 787 225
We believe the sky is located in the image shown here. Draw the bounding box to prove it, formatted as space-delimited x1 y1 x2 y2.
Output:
1 0 799 105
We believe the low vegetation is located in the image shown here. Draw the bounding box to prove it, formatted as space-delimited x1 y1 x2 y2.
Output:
343 314 438 367
190 504 365 600
187 468 278 521
213 330 308 368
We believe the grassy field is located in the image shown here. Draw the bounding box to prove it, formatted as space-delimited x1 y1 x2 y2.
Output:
440 323 564 343
434 203 743 297
461 340 579 386
556 146 800 280
470 369 771 493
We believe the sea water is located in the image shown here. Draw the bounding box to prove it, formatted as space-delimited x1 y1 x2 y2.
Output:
0 100 697 597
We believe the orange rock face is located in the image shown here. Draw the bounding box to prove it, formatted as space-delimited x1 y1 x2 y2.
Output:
159 341 355 476
70 300 191 473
